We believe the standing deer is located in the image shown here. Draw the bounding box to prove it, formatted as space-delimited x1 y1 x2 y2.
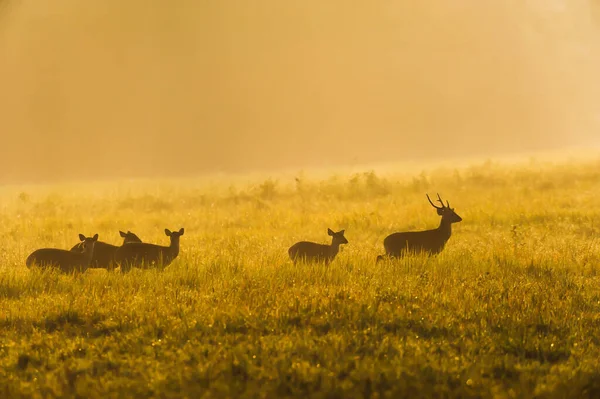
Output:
376 194 462 262
26 234 99 273
288 228 348 264
70 230 142 269
114 228 184 272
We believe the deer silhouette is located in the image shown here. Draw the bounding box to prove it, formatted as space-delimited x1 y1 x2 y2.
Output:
377 194 462 262
114 228 184 272
288 228 348 264
26 234 99 273
70 230 142 269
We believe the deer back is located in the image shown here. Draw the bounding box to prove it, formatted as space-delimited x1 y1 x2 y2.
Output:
26 248 89 273
289 241 335 263
115 243 175 271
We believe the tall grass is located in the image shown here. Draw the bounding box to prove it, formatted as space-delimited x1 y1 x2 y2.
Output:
1 158 600 398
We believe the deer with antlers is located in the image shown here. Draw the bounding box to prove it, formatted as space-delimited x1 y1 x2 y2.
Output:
376 194 462 262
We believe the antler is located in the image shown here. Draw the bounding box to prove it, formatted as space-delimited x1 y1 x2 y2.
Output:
436 193 446 208
426 193 446 209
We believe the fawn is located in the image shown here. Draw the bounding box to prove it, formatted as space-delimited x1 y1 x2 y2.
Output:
288 228 348 264
26 234 99 273
114 228 184 272
70 230 142 269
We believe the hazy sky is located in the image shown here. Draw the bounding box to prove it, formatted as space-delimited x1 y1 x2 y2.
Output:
0 0 598 182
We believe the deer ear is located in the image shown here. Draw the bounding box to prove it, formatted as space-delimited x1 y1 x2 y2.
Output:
339 230 345 235
327 228 334 236
119 231 126 237
179 228 184 235
437 208 444 216
165 229 172 236
79 234 86 241
92 234 99 241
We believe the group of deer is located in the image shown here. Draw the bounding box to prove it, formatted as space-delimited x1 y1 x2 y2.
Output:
26 228 185 273
288 193 462 264
25 193 461 273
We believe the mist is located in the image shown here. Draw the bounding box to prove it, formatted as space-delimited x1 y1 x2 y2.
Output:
0 0 599 183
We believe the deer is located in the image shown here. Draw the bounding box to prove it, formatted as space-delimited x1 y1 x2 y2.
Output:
26 234 99 273
288 228 348 264
114 228 184 272
70 230 142 269
376 194 462 262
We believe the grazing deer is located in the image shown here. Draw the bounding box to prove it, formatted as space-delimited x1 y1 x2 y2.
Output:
377 194 462 262
70 230 142 269
114 228 184 272
288 228 348 264
26 234 99 273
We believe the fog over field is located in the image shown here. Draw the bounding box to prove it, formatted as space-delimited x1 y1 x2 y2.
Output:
0 0 599 182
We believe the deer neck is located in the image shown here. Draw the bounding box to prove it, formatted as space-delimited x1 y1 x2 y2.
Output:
329 240 342 256
169 236 180 256
438 218 452 240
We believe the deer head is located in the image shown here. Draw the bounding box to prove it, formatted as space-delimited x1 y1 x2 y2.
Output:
327 228 349 245
426 193 462 223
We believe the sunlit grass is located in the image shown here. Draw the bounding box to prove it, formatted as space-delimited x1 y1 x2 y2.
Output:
1 158 600 398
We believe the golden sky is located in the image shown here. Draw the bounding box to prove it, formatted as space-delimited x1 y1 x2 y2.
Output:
0 0 598 182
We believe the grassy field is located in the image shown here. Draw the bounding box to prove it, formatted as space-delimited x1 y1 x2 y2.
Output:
1 157 600 398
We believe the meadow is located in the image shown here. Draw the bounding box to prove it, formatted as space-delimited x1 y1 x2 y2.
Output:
1 157 600 398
